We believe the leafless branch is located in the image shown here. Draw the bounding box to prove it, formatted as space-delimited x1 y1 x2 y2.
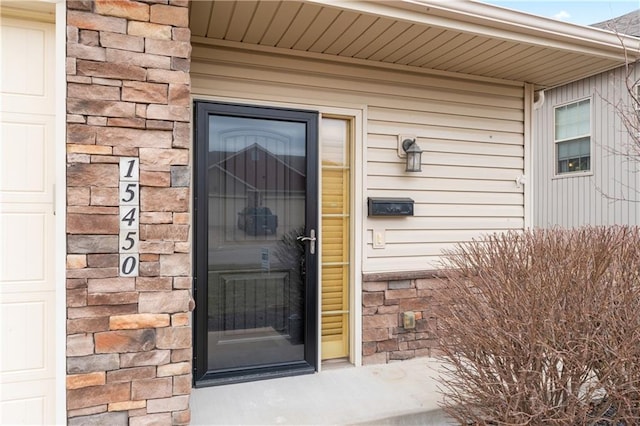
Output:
434 227 640 425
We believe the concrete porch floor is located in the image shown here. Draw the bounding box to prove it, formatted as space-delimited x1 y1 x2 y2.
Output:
191 357 454 425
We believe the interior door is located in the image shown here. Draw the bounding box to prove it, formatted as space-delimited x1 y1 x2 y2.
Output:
193 101 318 385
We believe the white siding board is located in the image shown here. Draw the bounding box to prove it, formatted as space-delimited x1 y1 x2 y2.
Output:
534 64 640 228
192 45 523 96
365 96 523 121
365 217 525 231
366 229 515 244
370 162 522 181
368 135 524 156
367 176 521 193
360 256 444 272
368 121 522 145
192 44 525 273
426 152 524 168
368 107 524 133
367 242 462 258
367 148 523 169
368 190 523 205
193 61 523 110
412 204 524 217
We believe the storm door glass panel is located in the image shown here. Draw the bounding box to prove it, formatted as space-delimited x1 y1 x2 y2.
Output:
207 115 307 371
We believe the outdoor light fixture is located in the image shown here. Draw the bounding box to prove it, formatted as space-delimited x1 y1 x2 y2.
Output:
402 138 423 172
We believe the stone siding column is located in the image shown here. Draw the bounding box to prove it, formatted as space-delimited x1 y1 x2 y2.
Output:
65 1 192 424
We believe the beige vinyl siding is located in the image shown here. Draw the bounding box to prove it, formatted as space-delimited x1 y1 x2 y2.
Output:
534 64 640 228
192 43 526 273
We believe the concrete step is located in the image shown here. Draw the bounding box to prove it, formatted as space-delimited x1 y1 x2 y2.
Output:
352 409 456 425
191 357 447 425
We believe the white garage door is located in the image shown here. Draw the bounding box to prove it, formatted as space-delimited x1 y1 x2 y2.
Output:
1 16 57 424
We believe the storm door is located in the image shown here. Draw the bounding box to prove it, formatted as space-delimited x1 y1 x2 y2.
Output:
193 101 318 385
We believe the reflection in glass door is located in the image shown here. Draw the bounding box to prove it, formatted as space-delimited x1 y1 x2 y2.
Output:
194 102 318 385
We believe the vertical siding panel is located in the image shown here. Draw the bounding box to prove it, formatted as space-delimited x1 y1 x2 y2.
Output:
544 100 550 227
606 75 614 224
602 73 609 226
541 98 548 227
537 90 548 227
550 90 557 226
595 73 603 225
554 140 560 226
534 65 640 228
584 76 590 224
596 72 604 225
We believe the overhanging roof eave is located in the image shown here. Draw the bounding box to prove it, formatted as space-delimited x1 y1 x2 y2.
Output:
309 0 640 63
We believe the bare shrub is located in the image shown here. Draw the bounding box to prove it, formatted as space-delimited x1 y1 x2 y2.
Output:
434 227 640 425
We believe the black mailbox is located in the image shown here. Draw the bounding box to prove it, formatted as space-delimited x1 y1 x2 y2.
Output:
367 197 414 216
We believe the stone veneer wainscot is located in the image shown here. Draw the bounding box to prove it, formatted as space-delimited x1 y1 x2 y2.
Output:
362 271 444 365
65 0 192 424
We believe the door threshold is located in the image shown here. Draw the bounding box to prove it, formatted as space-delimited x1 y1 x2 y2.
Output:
321 358 353 371
195 364 315 387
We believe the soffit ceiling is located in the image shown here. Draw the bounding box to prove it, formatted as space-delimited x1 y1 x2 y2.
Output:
189 0 640 90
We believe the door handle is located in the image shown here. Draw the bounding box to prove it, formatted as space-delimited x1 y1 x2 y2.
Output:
297 229 316 254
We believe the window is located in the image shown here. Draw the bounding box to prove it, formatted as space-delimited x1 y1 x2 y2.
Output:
555 99 591 175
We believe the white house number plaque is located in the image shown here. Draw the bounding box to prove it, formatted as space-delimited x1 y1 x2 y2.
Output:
119 157 140 277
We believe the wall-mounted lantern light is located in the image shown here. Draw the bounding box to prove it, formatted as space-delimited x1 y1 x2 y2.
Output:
402 138 423 172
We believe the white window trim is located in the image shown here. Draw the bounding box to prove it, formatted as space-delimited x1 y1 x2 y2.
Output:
54 1 67 422
552 96 594 179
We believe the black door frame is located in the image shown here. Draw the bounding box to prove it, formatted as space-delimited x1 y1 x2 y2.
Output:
192 100 319 386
